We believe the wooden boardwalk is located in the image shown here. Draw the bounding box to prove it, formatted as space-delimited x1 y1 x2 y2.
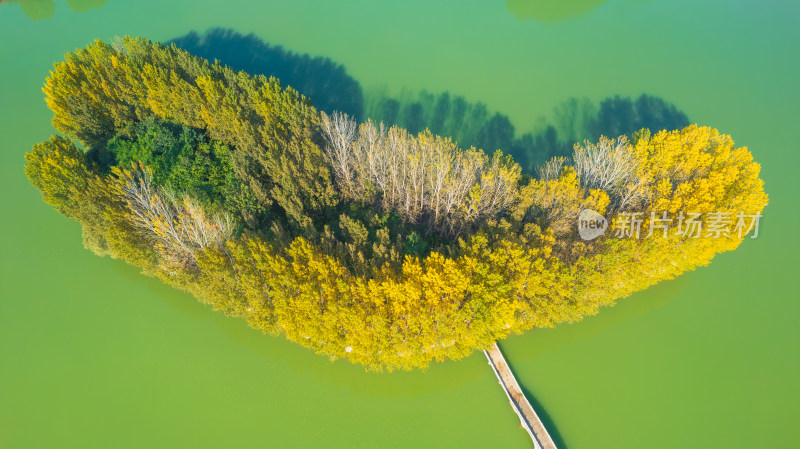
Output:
484 343 558 449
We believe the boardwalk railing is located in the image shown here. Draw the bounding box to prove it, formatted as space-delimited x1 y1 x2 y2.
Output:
484 343 558 449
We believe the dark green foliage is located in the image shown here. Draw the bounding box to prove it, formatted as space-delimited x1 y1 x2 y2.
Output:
106 118 230 206
315 200 445 275
103 117 266 225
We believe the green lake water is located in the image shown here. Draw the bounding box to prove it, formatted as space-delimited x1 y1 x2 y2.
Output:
1 1 798 447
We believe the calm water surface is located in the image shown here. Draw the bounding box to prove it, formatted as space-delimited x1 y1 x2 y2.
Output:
1 1 798 448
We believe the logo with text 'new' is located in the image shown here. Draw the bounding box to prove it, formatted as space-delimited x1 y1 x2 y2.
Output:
578 209 608 240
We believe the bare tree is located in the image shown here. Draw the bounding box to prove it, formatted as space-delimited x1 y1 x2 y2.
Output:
120 168 234 267
111 35 127 54
536 156 567 183
320 111 521 236
320 111 358 191
572 135 647 209
528 135 654 233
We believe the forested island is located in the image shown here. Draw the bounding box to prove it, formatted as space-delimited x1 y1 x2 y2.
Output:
26 36 767 370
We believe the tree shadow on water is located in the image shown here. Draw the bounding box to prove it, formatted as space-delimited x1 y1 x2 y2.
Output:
168 28 364 120
166 28 688 179
366 88 691 175
591 94 689 141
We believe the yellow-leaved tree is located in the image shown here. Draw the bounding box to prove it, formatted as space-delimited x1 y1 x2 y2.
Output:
26 37 767 372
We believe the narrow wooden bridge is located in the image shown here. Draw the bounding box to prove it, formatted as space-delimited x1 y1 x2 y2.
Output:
484 343 558 449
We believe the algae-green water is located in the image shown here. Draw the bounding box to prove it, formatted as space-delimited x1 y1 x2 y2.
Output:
1 1 797 447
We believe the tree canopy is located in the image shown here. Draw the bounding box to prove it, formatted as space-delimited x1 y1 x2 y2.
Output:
26 36 768 370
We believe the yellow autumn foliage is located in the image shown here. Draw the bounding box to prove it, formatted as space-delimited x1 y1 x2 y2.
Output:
26 37 768 370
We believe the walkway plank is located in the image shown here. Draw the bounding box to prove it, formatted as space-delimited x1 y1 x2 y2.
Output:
484 343 558 449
